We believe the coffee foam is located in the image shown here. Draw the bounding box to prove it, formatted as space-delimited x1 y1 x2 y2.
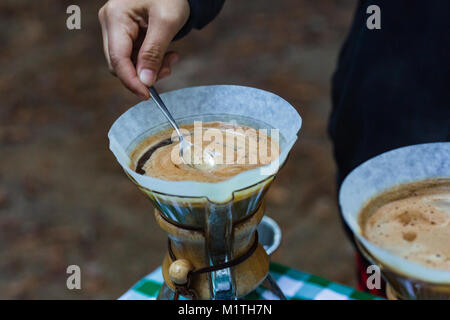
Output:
130 121 279 183
339 143 450 284
361 181 450 271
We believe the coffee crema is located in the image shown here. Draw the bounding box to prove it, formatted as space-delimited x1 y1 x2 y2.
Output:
130 121 280 182
359 179 450 271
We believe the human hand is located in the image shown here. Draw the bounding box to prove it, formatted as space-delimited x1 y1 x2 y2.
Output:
98 0 190 99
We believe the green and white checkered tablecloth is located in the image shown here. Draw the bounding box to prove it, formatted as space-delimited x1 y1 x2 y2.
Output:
119 262 380 300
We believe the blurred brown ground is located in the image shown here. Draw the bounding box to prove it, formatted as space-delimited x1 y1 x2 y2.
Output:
0 0 357 298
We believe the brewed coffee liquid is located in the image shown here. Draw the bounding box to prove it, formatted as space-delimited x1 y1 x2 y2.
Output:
360 179 450 270
130 121 279 182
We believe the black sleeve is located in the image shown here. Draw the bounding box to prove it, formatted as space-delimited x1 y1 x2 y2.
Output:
174 0 225 40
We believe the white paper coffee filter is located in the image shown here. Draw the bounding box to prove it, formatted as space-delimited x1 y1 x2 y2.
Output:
108 85 302 202
339 142 450 283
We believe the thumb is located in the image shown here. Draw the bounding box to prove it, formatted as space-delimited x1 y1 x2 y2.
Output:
137 23 174 87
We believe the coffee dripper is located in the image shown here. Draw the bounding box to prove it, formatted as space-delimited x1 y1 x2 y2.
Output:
109 85 302 299
340 142 450 299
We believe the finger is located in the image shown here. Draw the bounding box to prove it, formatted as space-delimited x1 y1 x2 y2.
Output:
106 21 150 99
166 51 180 67
136 19 179 87
157 68 171 80
98 7 113 73
157 52 179 80
131 30 146 66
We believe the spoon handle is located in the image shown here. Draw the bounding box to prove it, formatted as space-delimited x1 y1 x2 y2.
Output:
148 86 184 142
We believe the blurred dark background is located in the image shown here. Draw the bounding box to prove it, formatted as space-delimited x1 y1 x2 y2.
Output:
0 0 357 298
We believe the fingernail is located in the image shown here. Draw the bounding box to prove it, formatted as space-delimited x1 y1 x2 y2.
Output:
139 69 155 86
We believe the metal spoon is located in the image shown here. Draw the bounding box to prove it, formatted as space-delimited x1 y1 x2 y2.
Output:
148 86 192 165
